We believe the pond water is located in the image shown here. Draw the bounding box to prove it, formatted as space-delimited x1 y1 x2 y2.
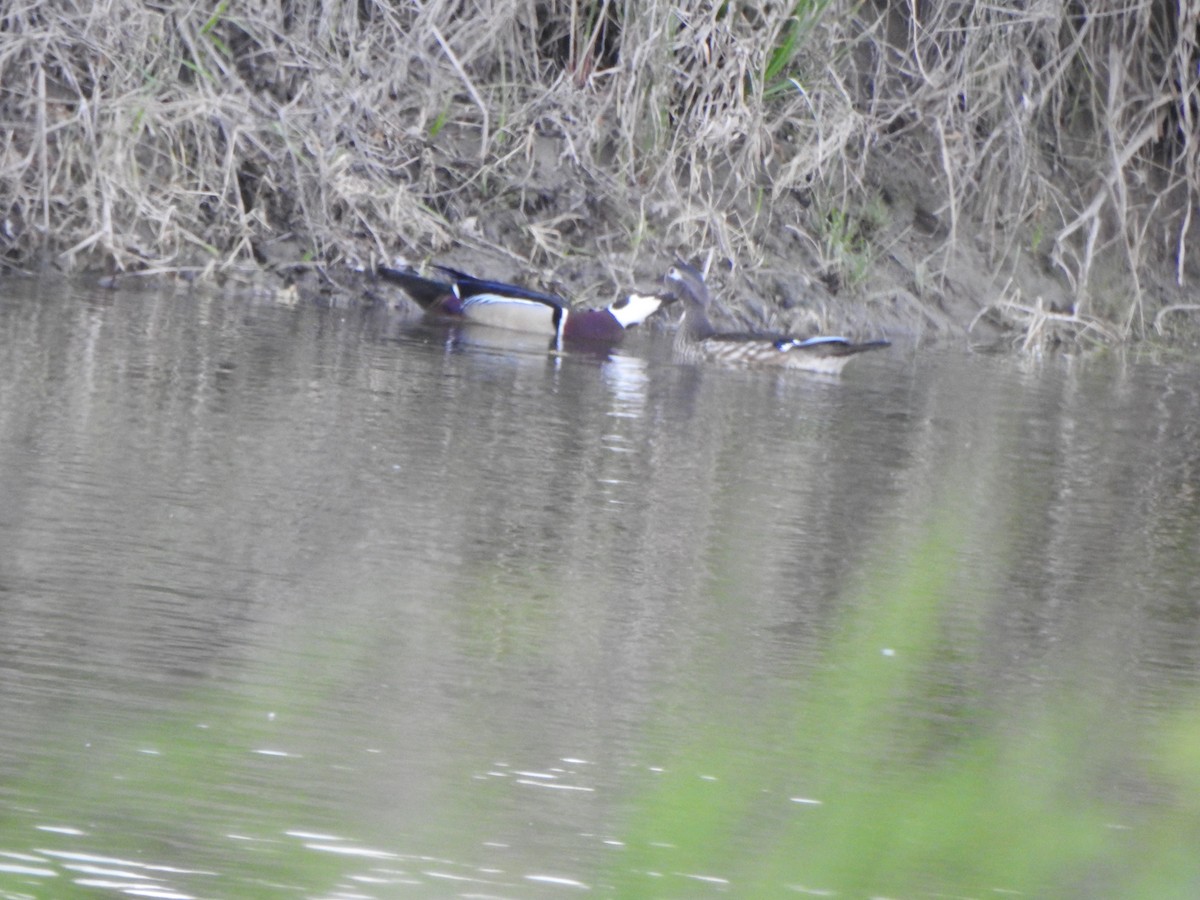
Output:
1 279 1199 898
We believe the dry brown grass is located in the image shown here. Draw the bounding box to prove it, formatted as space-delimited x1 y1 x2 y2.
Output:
856 0 1200 342
2 1 1198 343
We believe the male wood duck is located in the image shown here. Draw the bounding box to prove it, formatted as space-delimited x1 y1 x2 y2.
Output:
662 261 889 375
378 264 673 347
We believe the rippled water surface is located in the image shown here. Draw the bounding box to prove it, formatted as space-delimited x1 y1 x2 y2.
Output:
2 279 1199 897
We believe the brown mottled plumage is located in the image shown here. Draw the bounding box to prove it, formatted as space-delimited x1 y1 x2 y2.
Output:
663 262 889 375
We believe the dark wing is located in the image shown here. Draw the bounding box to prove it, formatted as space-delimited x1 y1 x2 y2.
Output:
782 336 890 356
377 266 456 310
709 332 889 356
433 266 567 309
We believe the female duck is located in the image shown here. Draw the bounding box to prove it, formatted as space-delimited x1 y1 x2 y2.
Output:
663 261 889 375
379 264 672 348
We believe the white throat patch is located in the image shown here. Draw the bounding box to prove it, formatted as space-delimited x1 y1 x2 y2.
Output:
609 293 665 328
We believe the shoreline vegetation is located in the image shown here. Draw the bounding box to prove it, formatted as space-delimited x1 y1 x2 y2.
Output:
3 1 1199 349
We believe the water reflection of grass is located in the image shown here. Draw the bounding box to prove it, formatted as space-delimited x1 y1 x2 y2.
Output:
610 518 1200 898
0 636 368 899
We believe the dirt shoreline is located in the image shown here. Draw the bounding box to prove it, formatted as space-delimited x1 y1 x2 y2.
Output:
40 175 1171 353
64 147 1118 354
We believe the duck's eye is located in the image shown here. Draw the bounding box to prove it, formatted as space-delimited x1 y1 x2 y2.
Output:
667 267 679 279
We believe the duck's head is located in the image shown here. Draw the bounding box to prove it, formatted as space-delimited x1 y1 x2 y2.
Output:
607 291 676 328
663 261 710 308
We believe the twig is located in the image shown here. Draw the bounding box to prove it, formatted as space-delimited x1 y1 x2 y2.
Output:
36 63 49 236
1153 304 1200 335
430 25 489 161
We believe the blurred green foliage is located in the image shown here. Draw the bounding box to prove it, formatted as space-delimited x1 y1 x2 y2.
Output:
609 518 1200 897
